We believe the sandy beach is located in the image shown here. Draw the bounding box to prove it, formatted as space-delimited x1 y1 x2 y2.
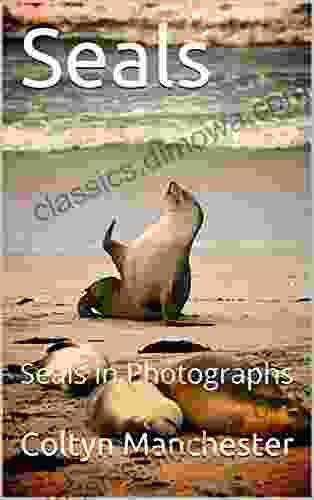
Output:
2 252 312 496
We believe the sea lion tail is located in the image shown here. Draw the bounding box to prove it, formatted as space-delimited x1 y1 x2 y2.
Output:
103 218 117 244
102 219 128 277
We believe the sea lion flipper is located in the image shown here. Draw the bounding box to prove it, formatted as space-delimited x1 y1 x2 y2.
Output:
78 277 121 319
160 281 182 321
139 258 191 322
172 257 191 310
159 258 192 322
103 219 128 278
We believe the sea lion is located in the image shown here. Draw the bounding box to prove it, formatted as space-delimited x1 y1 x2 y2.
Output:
156 353 310 437
78 181 204 321
87 379 183 438
32 340 110 394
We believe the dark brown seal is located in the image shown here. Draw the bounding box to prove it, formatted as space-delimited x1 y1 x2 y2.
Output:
78 181 204 321
156 353 310 437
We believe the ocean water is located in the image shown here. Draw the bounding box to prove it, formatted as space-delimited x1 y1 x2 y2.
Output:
3 43 311 148
4 172 312 257
2 42 312 299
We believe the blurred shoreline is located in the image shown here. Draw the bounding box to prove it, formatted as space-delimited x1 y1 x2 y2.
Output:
3 1 312 47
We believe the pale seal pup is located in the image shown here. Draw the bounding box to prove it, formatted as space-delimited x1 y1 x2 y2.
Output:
87 379 183 437
78 181 204 321
32 340 110 393
156 353 310 436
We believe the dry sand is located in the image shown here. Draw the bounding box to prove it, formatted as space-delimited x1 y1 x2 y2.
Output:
4 0 311 46
2 253 312 496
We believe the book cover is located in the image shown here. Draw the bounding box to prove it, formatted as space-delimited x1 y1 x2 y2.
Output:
1 1 312 497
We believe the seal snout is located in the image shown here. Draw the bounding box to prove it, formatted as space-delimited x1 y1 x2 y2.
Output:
165 181 190 205
167 181 179 194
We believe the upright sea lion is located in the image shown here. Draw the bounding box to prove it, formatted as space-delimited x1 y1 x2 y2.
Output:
78 181 204 321
87 379 183 438
156 353 311 438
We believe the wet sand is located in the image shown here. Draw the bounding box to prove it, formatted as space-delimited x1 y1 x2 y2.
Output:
2 253 312 496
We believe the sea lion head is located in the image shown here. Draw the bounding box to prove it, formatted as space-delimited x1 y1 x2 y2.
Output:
163 181 204 240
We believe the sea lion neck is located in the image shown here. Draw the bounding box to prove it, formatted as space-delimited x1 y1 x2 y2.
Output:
159 201 203 245
162 182 204 242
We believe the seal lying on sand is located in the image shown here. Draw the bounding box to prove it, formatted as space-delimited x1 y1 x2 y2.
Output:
78 181 204 321
87 379 183 437
32 340 109 393
156 353 311 437
138 336 212 353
